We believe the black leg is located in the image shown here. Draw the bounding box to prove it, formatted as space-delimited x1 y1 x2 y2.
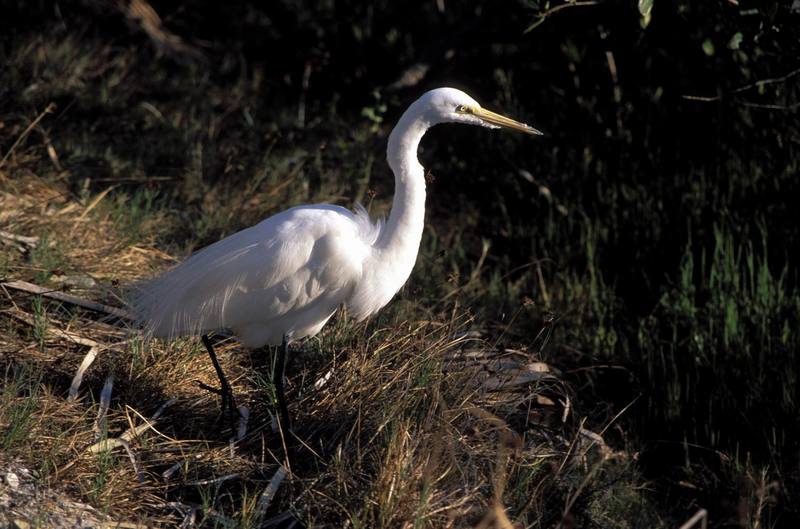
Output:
275 335 294 468
201 334 239 425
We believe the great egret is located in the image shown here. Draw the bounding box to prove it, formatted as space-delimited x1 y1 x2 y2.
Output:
134 87 541 446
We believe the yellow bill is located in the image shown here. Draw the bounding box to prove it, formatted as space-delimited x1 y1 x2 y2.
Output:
471 106 543 135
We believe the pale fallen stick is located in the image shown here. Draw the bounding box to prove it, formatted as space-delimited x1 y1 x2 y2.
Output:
94 376 114 441
162 461 183 480
229 405 250 455
164 501 200 529
184 473 239 487
57 498 99 514
164 501 194 515
178 506 198 529
254 466 289 522
579 427 605 445
2 279 134 320
313 367 334 390
88 398 175 453
5 307 120 401
162 501 199 529
269 410 279 433
48 326 101 348
561 394 572 423
3 308 101 348
89 421 153 454
0 230 39 249
480 363 553 391
68 340 131 400
678 509 708 529
162 453 203 480
68 346 100 400
117 438 145 483
237 405 250 441
578 427 617 461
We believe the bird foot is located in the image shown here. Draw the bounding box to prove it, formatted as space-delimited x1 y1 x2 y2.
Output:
197 380 241 430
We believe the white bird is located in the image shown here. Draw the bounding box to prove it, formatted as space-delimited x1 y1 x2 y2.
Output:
133 87 541 445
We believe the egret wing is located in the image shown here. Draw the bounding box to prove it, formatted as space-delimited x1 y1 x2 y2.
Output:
134 206 367 341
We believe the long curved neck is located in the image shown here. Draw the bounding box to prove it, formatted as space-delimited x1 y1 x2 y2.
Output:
378 107 431 254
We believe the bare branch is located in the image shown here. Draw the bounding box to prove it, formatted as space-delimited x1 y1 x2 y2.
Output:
2 280 134 320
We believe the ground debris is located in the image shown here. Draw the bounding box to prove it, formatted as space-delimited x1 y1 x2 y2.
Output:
0 461 146 529
2 280 134 320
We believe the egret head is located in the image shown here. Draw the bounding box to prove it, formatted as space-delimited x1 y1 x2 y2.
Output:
418 87 543 135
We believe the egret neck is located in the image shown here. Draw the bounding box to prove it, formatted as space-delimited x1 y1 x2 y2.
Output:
376 105 431 294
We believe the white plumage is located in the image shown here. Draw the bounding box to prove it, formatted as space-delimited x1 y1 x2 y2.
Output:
134 87 540 348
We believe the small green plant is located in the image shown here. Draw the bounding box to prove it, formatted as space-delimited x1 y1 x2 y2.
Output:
31 295 48 351
104 187 160 243
637 221 799 452
27 235 67 282
0 364 41 451
197 483 222 526
86 421 115 513
88 449 114 512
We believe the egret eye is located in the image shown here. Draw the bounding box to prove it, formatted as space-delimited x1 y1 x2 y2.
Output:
455 104 471 114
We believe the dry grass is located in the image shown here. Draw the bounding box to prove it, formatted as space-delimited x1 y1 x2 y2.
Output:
0 128 654 528
0 20 673 513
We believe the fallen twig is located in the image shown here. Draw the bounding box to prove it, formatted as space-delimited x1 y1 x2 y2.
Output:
162 454 203 481
679 509 708 529
162 461 183 480
3 306 125 401
69 346 100 400
94 376 114 440
254 466 289 523
178 506 198 529
184 473 239 487
2 279 134 320
313 367 334 390
46 325 101 348
237 405 250 441
0 229 39 249
118 438 146 483
88 398 175 453
3 307 102 348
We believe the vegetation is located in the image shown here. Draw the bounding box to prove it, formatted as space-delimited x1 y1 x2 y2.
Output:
1 0 798 527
